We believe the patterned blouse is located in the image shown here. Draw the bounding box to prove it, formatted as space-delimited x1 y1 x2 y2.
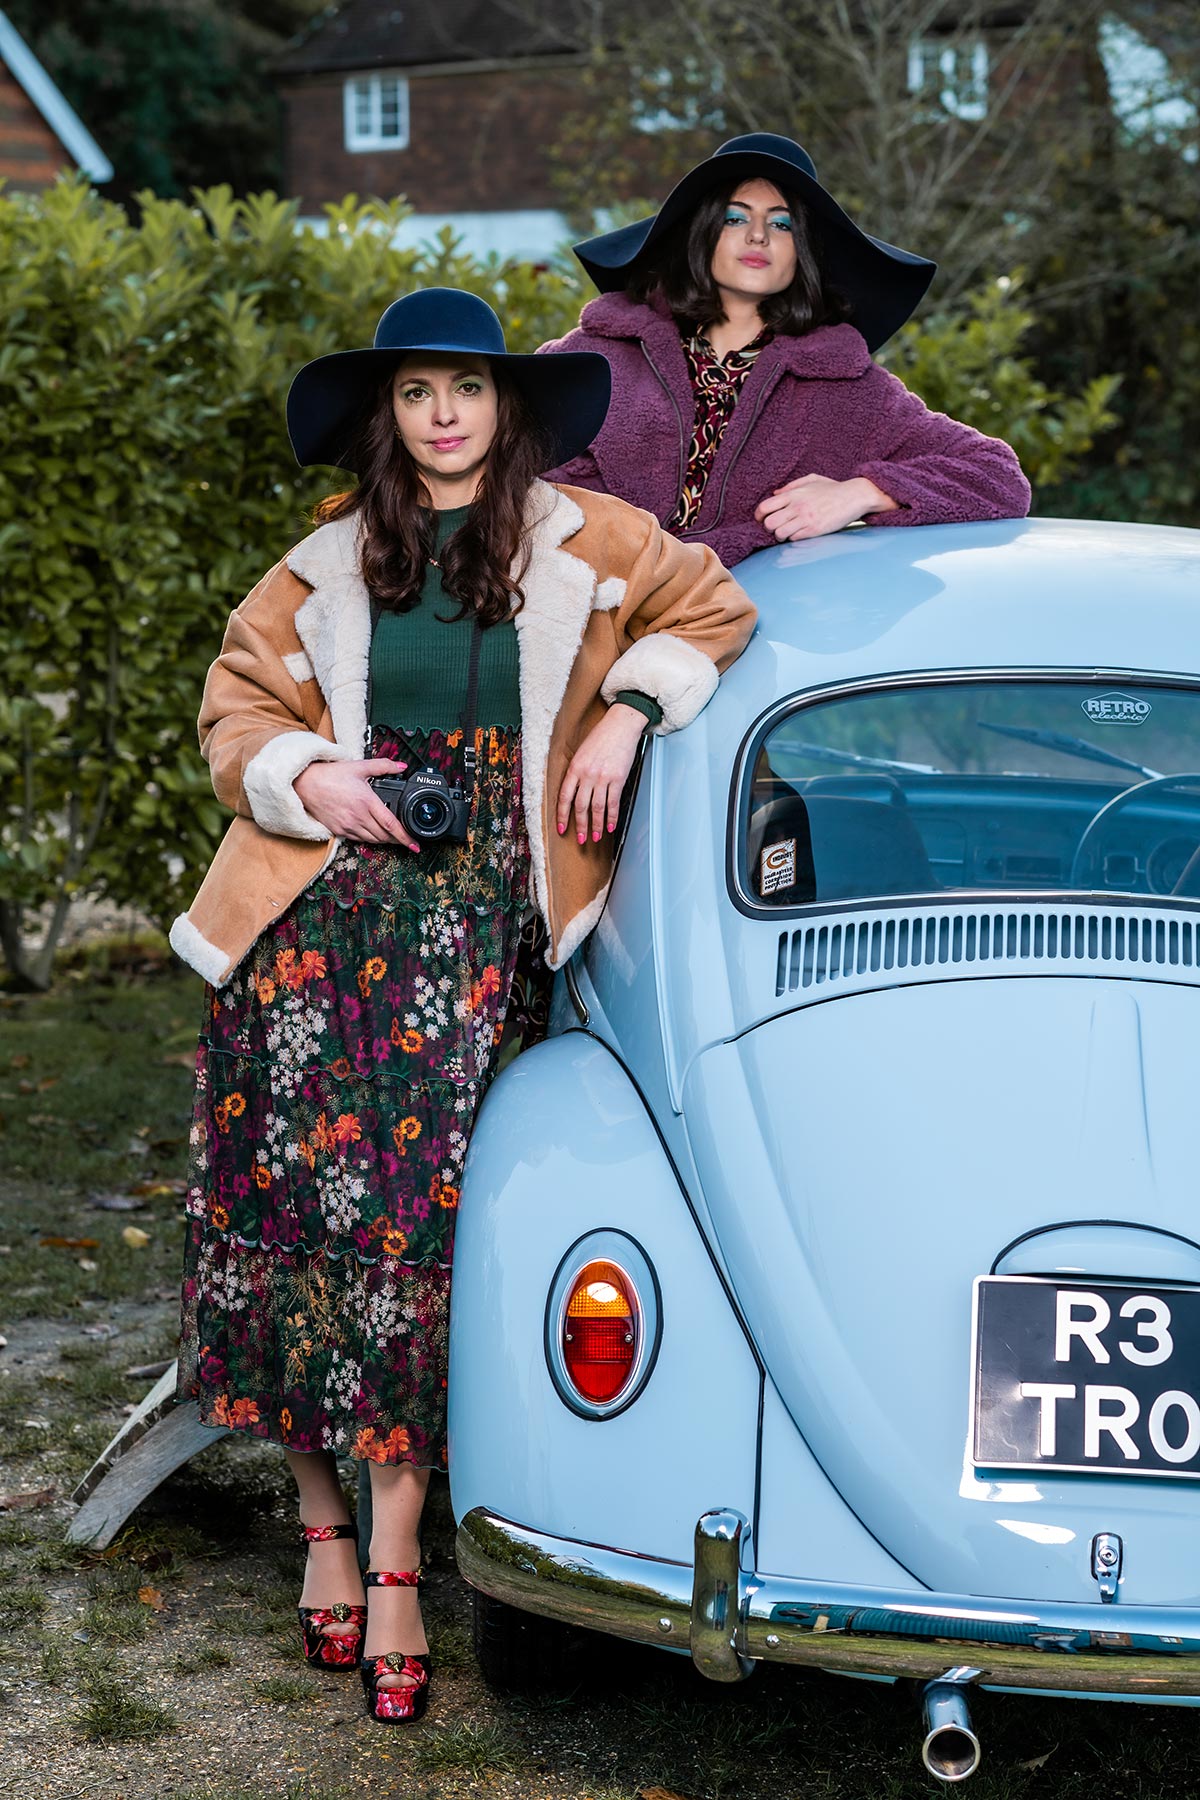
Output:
667 326 774 534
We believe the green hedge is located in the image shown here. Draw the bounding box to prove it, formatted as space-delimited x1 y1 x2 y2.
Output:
0 180 1116 986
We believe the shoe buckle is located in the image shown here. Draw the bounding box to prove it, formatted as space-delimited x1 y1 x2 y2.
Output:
384 1652 407 1674
331 1602 351 1623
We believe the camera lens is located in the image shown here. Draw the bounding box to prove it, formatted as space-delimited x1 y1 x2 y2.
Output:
411 794 450 836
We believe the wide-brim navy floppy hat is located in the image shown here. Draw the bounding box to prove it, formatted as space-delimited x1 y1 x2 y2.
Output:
574 133 936 353
286 287 612 473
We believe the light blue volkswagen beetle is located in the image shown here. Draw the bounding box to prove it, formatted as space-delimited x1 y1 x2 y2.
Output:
449 516 1200 1783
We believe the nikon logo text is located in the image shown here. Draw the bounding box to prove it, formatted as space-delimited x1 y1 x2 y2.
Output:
1082 692 1152 726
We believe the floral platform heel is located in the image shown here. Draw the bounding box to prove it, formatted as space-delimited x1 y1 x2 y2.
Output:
298 1523 367 1669
360 1568 431 1723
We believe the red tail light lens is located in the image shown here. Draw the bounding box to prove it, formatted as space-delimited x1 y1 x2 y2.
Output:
561 1259 638 1403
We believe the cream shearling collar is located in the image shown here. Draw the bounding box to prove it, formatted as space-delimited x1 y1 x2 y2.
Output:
284 482 598 931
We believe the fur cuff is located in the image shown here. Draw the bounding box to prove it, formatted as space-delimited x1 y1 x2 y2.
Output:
242 730 354 841
169 913 230 985
601 633 719 734
549 883 612 969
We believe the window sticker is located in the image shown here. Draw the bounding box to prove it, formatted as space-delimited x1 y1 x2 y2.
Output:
760 838 797 895
1082 692 1152 726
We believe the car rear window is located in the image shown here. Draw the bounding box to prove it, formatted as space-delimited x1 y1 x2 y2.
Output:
738 678 1200 911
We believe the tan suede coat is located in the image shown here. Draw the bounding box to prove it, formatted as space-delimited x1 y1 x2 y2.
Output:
169 483 755 986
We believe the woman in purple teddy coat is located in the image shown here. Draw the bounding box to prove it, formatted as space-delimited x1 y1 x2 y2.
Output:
540 133 1030 564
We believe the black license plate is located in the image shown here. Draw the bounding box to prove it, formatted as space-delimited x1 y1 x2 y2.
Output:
973 1276 1200 1479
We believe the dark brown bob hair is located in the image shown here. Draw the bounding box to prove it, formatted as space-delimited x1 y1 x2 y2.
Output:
314 362 554 629
629 177 849 338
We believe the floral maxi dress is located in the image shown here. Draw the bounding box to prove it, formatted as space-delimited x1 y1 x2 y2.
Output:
178 724 532 1469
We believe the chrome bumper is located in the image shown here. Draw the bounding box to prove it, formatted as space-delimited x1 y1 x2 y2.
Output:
456 1507 1200 1696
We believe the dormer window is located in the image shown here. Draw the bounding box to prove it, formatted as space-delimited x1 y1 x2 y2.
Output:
344 73 410 152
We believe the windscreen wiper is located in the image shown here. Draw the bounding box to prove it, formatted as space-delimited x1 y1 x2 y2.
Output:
773 739 942 776
977 721 1160 780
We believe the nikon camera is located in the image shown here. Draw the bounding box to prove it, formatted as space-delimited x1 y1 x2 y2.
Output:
370 766 469 843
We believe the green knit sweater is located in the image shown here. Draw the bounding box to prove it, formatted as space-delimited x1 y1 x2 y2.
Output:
368 504 661 730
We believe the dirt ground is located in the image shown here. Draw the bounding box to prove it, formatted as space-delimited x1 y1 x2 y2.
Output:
4 955 1200 1800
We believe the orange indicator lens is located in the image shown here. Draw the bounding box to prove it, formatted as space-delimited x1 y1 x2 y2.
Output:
562 1259 637 1403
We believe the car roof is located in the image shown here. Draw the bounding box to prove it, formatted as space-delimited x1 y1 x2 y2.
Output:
726 518 1200 695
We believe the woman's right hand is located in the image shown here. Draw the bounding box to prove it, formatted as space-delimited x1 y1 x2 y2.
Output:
293 758 420 849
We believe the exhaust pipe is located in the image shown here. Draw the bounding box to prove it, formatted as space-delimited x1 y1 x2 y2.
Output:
921 1669 982 1784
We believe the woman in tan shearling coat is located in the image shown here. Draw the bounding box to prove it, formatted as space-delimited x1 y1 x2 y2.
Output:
170 290 754 1723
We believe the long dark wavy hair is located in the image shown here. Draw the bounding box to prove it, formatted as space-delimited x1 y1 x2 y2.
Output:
314 364 554 627
629 177 849 338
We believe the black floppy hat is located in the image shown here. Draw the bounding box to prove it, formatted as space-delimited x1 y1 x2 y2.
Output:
286 286 612 473
574 133 936 352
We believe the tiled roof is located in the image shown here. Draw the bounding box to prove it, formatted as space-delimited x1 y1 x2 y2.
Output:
275 0 586 76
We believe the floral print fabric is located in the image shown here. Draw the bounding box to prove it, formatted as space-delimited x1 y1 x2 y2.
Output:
178 724 533 1468
667 326 774 534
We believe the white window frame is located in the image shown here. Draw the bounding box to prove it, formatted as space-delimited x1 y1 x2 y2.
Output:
343 72 410 153
907 35 989 123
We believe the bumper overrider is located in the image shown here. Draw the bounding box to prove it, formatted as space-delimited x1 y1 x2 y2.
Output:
456 1507 1200 1696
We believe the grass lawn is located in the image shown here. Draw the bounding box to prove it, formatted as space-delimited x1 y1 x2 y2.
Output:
1 951 1199 1796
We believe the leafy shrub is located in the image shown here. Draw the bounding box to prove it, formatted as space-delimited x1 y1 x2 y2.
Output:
0 182 1116 985
879 275 1121 488
0 180 582 985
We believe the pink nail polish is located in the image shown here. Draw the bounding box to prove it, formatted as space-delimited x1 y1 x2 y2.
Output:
593 830 600 842
577 832 585 844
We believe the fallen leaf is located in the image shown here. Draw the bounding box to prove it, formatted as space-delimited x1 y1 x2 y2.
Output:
125 1359 174 1381
137 1585 164 1611
9 1053 30 1069
121 1226 151 1250
637 1790 699 1800
135 1125 151 1138
0 1486 55 1511
89 1194 143 1212
1020 1748 1058 1772
17 1079 34 1094
40 1235 100 1251
20 1419 50 1431
128 1178 187 1198
37 1076 59 1091
0 1334 6 1349
81 1323 119 1340
77 1258 98 1273
125 1138 150 1157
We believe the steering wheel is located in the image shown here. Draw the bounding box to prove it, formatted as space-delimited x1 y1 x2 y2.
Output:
1069 773 1200 890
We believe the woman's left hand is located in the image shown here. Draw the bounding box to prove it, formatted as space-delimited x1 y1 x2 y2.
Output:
755 473 897 541
557 704 648 844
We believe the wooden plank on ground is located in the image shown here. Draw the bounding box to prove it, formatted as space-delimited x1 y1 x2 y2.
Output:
68 1359 230 1548
68 1401 230 1548
71 1361 181 1504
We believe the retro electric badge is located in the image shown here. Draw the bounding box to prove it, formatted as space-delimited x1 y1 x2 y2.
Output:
1082 692 1153 726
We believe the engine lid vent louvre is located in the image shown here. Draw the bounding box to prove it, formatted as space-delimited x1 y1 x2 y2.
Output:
774 906 1200 999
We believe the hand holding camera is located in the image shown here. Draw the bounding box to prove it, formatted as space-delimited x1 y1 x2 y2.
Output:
293 758 421 849
369 762 470 842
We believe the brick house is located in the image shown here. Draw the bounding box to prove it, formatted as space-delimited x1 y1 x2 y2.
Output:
274 0 606 260
0 7 111 191
273 2 1126 264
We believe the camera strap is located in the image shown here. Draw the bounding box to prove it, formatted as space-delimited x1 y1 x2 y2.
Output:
365 595 482 795
460 618 481 793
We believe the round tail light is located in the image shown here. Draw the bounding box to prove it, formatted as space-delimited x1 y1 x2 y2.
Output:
562 1259 638 1403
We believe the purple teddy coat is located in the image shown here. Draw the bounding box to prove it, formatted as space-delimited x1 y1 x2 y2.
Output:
540 292 1031 568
